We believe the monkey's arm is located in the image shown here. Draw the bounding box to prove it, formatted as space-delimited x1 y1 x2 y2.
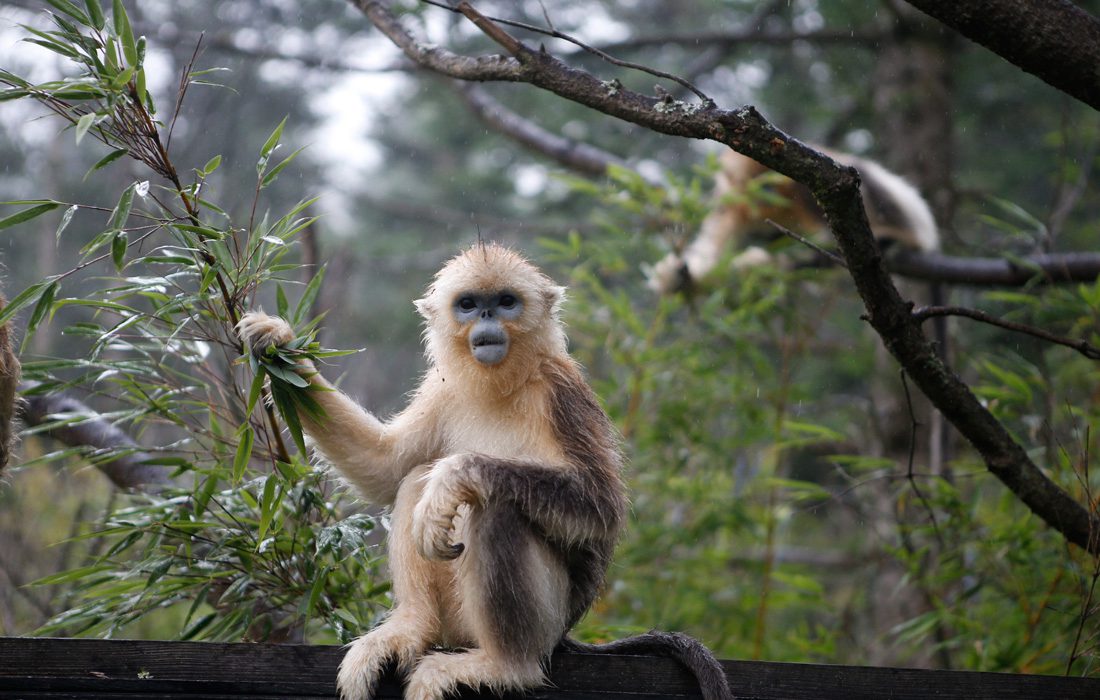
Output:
415 357 624 558
413 452 625 561
648 164 749 294
236 311 437 505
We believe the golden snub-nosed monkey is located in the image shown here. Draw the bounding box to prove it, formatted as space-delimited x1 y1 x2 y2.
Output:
237 243 731 700
649 149 939 294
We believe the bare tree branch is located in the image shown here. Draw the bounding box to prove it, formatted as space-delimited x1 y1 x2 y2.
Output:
889 250 1100 285
425 0 712 101
351 0 1100 555
902 0 1100 111
912 305 1100 361
454 83 631 177
19 389 173 490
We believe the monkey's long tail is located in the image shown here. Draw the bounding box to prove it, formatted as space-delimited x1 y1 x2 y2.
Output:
557 631 733 700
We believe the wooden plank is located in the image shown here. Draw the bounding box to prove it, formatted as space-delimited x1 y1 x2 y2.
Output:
1 637 1098 699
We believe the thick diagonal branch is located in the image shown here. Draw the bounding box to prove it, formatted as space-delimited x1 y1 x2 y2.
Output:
352 0 1100 555
902 0 1100 111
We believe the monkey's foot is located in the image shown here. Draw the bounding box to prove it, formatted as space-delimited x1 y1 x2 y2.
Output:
411 456 468 561
236 311 295 355
337 628 418 700
404 649 544 700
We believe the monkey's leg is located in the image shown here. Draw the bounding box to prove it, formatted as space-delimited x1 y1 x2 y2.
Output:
338 468 446 700
404 505 569 700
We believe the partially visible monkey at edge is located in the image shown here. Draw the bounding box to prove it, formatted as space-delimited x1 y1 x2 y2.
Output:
237 244 732 700
649 148 940 294
0 293 20 473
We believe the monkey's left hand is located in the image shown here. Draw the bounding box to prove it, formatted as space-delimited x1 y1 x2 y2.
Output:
412 455 474 561
236 311 296 356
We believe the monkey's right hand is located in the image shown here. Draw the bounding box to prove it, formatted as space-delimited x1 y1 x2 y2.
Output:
412 455 469 561
646 253 693 295
236 311 296 357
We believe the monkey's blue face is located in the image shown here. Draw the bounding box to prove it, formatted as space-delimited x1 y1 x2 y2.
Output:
453 291 524 366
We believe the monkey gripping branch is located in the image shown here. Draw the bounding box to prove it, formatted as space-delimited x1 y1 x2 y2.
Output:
350 0 1100 556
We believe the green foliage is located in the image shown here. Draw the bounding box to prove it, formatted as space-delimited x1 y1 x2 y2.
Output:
3 5 387 642
549 163 1100 674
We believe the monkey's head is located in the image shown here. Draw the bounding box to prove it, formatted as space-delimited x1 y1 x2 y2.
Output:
415 244 567 379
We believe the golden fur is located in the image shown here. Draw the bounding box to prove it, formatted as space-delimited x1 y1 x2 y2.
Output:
649 148 940 294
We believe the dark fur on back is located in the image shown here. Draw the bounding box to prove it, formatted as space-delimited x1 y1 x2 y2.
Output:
541 363 732 700
545 356 627 626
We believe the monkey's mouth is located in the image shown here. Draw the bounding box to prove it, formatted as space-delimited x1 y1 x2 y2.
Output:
470 331 508 366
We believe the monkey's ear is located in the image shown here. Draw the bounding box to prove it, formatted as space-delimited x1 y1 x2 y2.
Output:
414 297 433 319
543 285 566 313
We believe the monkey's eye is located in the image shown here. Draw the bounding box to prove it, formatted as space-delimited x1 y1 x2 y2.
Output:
499 294 517 309
458 297 477 311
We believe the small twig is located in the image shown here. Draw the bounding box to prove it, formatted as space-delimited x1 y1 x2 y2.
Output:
535 0 555 33
899 370 946 547
913 305 1100 361
453 1 523 55
1066 423 1100 675
167 33 204 154
765 218 848 268
436 1 712 103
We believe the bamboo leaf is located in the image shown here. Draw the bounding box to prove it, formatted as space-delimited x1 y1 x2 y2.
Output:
202 154 222 175
246 367 266 415
27 280 59 333
23 37 80 60
0 282 49 327
31 564 113 587
108 182 136 231
256 116 287 175
233 425 254 483
300 565 330 622
135 65 147 105
260 146 304 189
276 284 289 318
0 88 30 102
75 111 96 144
85 149 128 179
55 205 77 241
85 0 105 30
270 382 307 456
0 201 60 231
264 361 309 388
293 265 325 326
45 0 91 24
257 474 280 544
112 0 137 66
111 230 127 269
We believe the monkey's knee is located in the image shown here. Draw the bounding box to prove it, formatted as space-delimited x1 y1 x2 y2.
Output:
236 311 295 355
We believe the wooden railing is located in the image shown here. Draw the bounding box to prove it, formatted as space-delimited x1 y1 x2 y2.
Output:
2 637 1098 699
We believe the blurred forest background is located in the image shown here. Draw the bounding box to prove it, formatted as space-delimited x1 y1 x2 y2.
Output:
1 0 1099 678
